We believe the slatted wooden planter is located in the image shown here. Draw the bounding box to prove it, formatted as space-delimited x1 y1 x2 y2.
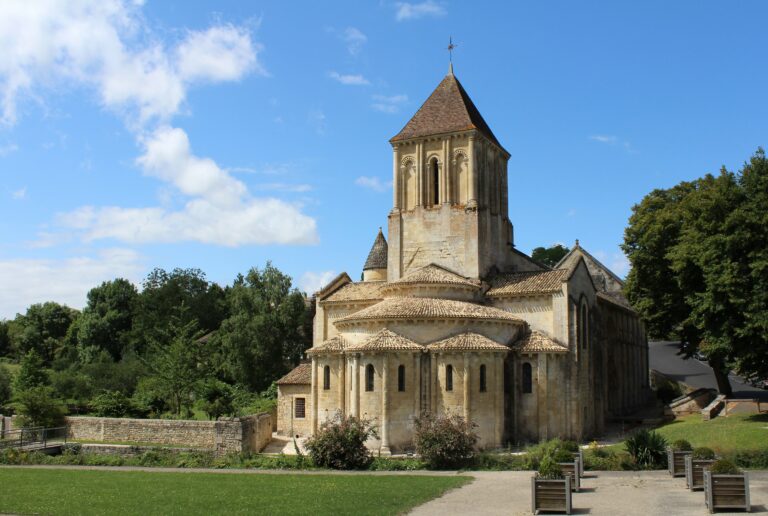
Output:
531 475 572 514
703 470 751 513
684 455 716 491
667 448 692 477
558 458 581 492
572 449 584 477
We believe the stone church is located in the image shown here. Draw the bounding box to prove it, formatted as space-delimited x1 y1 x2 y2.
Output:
276 67 649 453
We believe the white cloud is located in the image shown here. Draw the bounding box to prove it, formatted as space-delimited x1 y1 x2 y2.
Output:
610 253 630 278
589 135 618 144
395 1 446 21
371 94 408 113
252 183 312 193
0 248 144 318
298 270 337 295
328 71 370 86
0 143 19 156
176 25 262 82
355 176 391 192
342 27 367 56
12 186 27 199
308 109 326 135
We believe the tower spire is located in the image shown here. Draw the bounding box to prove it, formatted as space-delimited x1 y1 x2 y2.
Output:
447 36 456 75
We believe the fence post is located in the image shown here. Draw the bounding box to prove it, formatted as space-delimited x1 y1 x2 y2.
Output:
43 428 47 449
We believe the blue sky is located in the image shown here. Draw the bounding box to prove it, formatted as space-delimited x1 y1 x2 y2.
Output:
1 1 767 318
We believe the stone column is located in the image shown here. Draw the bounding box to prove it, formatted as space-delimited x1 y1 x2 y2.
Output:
463 353 471 422
392 146 400 210
351 354 360 417
430 353 439 413
311 358 319 434
467 136 477 208
416 142 423 206
338 354 346 417
413 352 421 414
494 357 504 447
381 354 391 455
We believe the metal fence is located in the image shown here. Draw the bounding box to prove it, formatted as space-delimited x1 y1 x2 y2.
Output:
0 426 68 450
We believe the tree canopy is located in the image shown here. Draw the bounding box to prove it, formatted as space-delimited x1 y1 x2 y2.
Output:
531 244 570 268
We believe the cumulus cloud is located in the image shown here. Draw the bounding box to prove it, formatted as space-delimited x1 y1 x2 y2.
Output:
328 71 370 86
298 270 337 295
176 25 263 82
355 176 391 192
371 94 408 113
589 134 635 153
395 1 446 21
0 248 144 318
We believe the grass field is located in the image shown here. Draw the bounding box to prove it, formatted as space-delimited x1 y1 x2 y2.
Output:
0 468 470 515
652 413 768 453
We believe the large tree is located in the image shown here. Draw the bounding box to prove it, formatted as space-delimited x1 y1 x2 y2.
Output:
623 149 768 393
77 279 139 361
531 244 571 268
9 302 77 363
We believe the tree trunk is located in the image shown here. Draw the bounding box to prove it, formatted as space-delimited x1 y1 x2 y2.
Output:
709 358 733 396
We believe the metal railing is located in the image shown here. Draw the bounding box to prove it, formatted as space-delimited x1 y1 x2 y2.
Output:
0 426 68 450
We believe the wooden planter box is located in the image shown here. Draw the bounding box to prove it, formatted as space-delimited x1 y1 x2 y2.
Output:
703 470 751 513
667 448 692 477
531 475 572 514
572 449 584 477
558 458 581 492
684 456 716 491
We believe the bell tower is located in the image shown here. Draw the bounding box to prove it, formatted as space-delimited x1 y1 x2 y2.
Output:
387 69 515 280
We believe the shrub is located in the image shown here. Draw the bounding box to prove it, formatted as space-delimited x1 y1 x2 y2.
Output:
671 439 693 451
524 438 579 469
472 452 528 471
709 458 740 475
90 390 133 418
369 457 426 471
0 365 12 409
692 447 716 460
537 455 564 479
732 450 768 469
305 412 377 470
413 412 478 469
197 379 236 420
12 385 67 428
624 429 667 469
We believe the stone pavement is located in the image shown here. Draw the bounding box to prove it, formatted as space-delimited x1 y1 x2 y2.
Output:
409 470 768 515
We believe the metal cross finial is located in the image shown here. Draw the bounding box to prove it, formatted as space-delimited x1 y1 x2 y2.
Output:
447 36 457 62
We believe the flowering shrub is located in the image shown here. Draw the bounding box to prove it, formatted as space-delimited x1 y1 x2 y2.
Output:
305 412 377 470
413 412 478 469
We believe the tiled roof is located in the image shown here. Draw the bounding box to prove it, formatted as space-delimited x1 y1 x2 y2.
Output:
347 328 424 352
322 281 387 304
275 363 312 385
305 335 346 355
390 73 503 150
335 297 525 325
427 332 509 352
514 330 568 354
387 263 480 289
486 269 568 297
363 229 388 271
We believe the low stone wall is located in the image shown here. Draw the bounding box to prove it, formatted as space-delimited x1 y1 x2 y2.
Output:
665 388 717 417
701 394 726 421
67 413 273 456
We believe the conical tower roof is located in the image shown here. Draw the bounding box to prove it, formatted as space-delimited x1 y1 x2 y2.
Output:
363 228 388 271
390 72 504 151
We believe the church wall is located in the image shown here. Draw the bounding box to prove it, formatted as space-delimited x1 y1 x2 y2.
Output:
385 352 422 451
491 295 554 335
276 384 311 438
339 321 521 350
314 355 345 427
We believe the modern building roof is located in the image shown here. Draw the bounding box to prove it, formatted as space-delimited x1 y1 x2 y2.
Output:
275 362 312 385
390 72 504 152
514 330 568 354
346 328 424 352
363 228 388 271
486 269 569 297
427 331 509 352
387 263 480 289
335 297 525 325
322 281 387 304
305 335 347 355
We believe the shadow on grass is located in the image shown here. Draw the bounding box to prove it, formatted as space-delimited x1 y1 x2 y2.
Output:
745 413 768 423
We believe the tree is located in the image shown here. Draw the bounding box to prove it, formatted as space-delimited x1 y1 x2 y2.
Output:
197 379 236 420
213 263 309 391
0 366 11 409
13 349 48 393
531 244 570 268
0 320 10 357
623 149 768 392
9 302 77 363
13 386 67 428
78 279 139 361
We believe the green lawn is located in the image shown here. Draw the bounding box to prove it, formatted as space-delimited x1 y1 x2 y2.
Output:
652 413 768 453
0 468 470 516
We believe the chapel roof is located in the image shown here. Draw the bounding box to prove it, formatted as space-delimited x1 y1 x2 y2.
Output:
390 72 504 151
597 290 635 312
486 269 569 297
555 241 625 290
363 228 388 271
335 297 525 325
427 331 509 352
275 362 312 385
305 335 347 355
346 328 424 352
322 281 387 304
387 263 480 289
514 330 569 354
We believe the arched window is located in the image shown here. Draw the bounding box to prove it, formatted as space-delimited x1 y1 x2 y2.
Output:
580 302 589 350
430 157 440 206
446 364 453 391
365 364 375 392
398 365 406 392
323 365 330 390
479 364 487 393
522 362 532 394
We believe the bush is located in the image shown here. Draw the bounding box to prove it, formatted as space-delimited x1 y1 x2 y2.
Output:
624 429 667 469
732 450 768 469
12 385 67 428
692 447 716 460
90 390 133 417
671 439 693 451
537 455 563 479
524 438 578 469
197 379 236 420
413 412 478 469
0 365 11 409
583 448 635 471
369 457 426 471
305 412 377 470
472 452 528 471
709 458 740 475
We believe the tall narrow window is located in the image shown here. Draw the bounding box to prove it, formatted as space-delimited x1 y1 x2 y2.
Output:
294 397 306 418
323 365 330 390
430 158 439 206
365 364 375 392
522 363 532 394
446 364 453 391
580 303 589 350
479 364 487 393
398 365 406 392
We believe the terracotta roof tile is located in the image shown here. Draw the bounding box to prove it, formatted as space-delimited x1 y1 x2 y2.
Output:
363 229 388 271
347 328 424 352
335 297 525 325
275 363 312 385
427 332 509 352
305 335 346 355
486 269 568 297
386 263 480 289
322 281 387 304
514 330 568 354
